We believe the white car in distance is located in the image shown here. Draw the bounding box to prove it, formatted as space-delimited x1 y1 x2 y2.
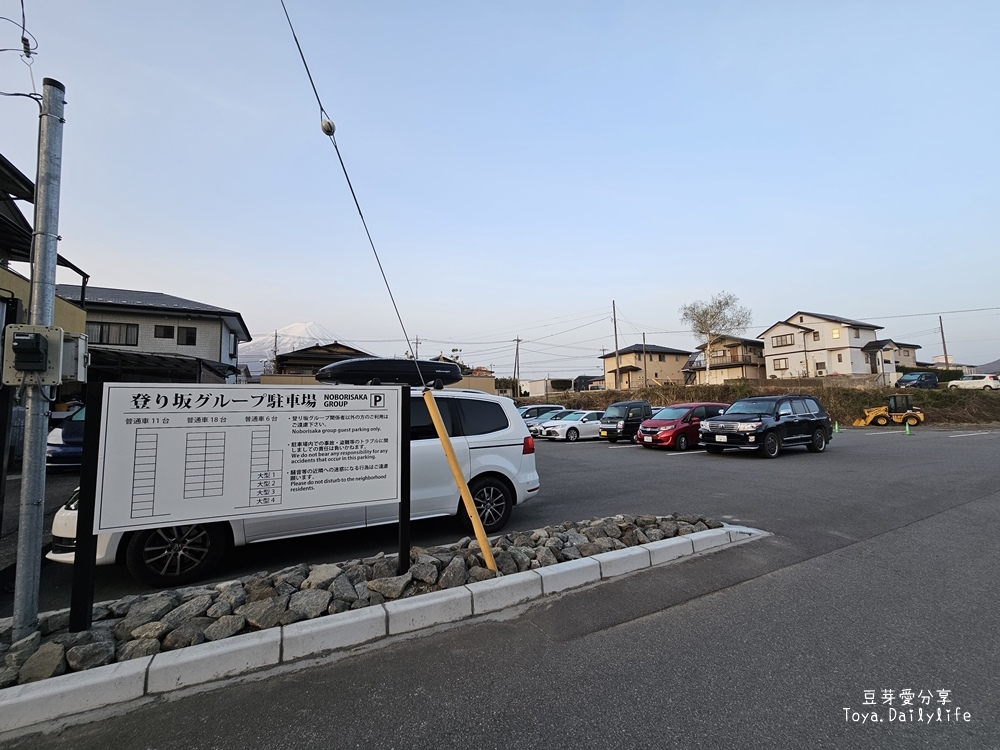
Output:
947 374 999 390
541 410 605 442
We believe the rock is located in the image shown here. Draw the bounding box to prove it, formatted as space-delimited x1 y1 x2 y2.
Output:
18 642 66 684
535 547 559 567
372 558 398 580
675 514 701 524
162 595 214 627
0 666 18 688
46 630 92 649
692 521 709 532
40 609 71 635
131 621 172 641
438 557 468 589
66 640 116 671
108 595 143 617
245 583 279 603
5 631 41 668
558 546 582 561
236 597 288 630
468 567 497 582
112 594 181 640
576 542 604 557
162 618 214 650
330 574 360 603
409 563 439 585
207 601 233 618
646 528 665 542
677 523 696 535
289 589 333 619
367 572 413 600
332 600 353 614
704 517 723 529
217 585 247 609
508 547 531 572
117 638 160 661
492 549 519 576
659 520 679 537
302 563 342 590
204 615 246 641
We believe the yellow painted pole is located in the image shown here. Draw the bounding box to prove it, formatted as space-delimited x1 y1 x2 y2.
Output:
422 389 498 572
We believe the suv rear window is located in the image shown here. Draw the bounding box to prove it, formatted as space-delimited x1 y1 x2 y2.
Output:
457 399 510 436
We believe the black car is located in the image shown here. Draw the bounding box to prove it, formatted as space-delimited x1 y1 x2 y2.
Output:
598 400 652 444
699 395 832 458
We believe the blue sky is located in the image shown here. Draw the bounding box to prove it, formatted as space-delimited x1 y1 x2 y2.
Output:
2 1 999 378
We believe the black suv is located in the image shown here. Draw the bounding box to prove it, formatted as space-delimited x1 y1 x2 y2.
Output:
699 395 832 458
598 400 652 443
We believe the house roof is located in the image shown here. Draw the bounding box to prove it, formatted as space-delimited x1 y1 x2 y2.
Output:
55 284 251 342
600 344 691 359
789 311 883 330
757 321 813 337
695 335 763 351
0 152 88 279
862 339 922 352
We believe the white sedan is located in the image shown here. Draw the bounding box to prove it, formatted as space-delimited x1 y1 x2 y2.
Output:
948 374 999 390
540 410 605 442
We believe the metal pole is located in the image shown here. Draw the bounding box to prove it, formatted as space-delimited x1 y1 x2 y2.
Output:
12 78 66 641
612 301 621 390
939 316 950 367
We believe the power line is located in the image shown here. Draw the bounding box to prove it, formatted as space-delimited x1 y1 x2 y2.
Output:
279 1 420 373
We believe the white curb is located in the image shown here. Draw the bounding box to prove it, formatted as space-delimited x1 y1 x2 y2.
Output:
146 629 281 694
0 525 768 736
0 656 152 734
282 605 387 661
595 545 651 578
467 570 543 614
384 586 472 635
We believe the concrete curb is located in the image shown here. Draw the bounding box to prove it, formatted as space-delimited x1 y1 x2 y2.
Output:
0 524 768 736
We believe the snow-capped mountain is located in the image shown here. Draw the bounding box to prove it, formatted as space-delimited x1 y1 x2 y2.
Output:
238 322 343 378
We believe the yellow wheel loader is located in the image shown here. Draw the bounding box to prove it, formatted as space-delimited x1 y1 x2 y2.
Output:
853 395 925 427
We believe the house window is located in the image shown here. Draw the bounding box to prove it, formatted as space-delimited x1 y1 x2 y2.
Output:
816 361 827 372
177 326 197 346
831 328 840 339
658 354 665 362
902 349 909 357
86 322 138 346
154 325 174 339
837 353 843 363
853 328 860 338
772 334 795 347
774 358 789 370
710 349 724 358
812 331 820 341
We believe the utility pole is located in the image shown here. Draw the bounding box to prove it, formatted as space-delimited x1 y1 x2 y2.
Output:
513 337 521 397
642 332 648 387
12 79 66 641
612 301 621 390
939 316 950 366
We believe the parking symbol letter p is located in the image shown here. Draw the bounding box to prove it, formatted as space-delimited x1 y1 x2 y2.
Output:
370 393 385 408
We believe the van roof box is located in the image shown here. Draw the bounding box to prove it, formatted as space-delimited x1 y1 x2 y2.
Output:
315 357 463 387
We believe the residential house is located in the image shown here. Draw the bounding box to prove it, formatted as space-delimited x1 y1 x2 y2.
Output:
259 341 371 384
1 152 88 346
681 336 766 385
759 312 894 381
600 344 691 390
55 285 251 384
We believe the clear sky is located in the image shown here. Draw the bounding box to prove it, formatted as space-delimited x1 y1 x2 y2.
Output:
3 1 998 379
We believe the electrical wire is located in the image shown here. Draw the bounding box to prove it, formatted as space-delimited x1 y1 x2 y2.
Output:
279 1 426 383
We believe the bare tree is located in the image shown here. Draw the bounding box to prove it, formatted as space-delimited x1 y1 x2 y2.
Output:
679 292 753 384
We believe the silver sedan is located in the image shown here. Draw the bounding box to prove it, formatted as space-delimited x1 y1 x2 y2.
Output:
540 410 605 442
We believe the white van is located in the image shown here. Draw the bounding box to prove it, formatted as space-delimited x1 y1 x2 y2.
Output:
47 389 540 586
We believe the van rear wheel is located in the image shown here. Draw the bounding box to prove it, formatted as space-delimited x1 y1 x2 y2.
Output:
460 476 513 534
125 523 228 587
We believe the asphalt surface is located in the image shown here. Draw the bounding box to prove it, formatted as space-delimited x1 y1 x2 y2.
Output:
3 426 1000 747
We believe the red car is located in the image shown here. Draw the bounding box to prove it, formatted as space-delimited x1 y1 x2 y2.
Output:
636 402 730 451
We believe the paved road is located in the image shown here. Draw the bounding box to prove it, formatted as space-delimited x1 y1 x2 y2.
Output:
4 426 1000 746
5 426 1000 748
